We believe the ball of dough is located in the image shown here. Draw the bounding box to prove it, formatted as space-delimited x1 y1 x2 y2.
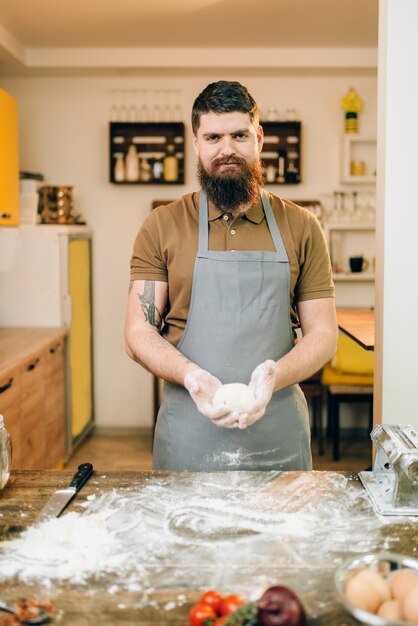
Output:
213 383 255 413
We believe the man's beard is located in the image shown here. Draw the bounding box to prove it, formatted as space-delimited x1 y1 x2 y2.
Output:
197 155 264 213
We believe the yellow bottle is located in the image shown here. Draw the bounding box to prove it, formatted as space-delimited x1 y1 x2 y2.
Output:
163 144 178 182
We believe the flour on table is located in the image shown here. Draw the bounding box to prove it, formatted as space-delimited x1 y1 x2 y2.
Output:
0 471 412 614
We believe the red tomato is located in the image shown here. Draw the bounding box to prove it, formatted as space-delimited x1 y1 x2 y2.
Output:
189 603 217 626
219 594 245 616
211 618 228 626
199 590 223 614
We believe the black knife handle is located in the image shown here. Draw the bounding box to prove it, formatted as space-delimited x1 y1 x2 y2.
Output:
69 463 93 491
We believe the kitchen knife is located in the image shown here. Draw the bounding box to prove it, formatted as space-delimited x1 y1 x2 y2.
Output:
35 463 93 523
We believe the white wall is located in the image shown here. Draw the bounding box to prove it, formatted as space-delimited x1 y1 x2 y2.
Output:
1 73 377 428
375 0 418 430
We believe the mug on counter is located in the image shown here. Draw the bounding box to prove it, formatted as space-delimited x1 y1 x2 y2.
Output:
349 256 369 273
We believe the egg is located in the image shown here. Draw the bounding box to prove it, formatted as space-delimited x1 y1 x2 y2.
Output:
390 569 418 600
377 599 404 621
345 572 382 614
213 383 255 413
356 569 391 603
402 582 418 623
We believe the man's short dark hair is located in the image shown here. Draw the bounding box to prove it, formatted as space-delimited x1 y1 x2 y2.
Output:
191 81 259 134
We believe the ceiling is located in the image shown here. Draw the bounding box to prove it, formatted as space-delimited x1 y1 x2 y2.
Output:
0 0 379 76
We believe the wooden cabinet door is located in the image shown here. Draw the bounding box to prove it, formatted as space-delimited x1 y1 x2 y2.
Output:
0 368 21 468
44 338 66 468
0 88 19 226
19 351 47 469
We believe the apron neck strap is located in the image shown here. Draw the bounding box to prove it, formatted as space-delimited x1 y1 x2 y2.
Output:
198 191 209 254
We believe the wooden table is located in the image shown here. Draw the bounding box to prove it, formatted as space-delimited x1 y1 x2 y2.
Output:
0 470 415 625
336 308 375 350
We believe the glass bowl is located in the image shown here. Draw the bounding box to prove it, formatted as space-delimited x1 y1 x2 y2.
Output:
335 552 418 626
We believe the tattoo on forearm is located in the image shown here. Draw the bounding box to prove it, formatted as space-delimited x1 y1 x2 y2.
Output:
137 281 162 329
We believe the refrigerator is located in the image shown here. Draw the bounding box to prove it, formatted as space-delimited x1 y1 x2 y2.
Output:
0 224 94 458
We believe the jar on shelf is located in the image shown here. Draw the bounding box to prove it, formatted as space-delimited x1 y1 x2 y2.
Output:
153 159 164 181
140 158 152 182
0 415 11 490
114 153 125 182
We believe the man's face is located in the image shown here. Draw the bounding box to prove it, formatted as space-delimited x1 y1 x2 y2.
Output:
192 111 263 175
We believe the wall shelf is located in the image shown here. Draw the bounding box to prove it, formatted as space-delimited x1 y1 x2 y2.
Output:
341 135 376 184
325 222 375 231
333 272 375 282
109 122 185 185
261 121 301 185
323 221 375 279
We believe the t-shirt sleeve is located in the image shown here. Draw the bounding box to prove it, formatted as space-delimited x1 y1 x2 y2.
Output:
294 213 335 303
130 212 168 282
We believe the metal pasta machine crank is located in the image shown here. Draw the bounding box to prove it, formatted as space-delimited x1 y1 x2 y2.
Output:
359 424 418 516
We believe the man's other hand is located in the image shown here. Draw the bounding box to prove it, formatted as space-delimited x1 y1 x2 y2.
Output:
238 359 276 428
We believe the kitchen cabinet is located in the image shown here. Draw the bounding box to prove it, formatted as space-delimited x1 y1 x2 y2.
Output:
0 88 19 226
0 367 21 468
109 122 185 184
19 350 46 469
0 328 67 469
341 135 376 184
44 337 66 468
0 225 94 459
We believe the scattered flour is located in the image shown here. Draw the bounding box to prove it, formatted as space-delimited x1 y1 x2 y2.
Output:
0 471 411 610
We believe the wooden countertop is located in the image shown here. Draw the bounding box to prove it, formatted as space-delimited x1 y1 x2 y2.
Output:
0 470 415 625
337 308 375 350
0 327 68 378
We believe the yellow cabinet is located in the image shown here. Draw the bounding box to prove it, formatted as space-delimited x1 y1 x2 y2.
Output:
0 88 19 226
68 238 93 442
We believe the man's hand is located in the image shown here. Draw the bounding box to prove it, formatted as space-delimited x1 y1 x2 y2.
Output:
238 359 276 429
184 369 239 428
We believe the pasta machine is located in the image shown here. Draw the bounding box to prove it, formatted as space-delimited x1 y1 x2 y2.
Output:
359 424 418 516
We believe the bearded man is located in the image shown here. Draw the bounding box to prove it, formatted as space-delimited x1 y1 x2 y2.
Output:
125 80 337 471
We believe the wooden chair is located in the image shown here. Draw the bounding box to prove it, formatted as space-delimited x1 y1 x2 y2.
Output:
299 371 324 455
321 332 374 461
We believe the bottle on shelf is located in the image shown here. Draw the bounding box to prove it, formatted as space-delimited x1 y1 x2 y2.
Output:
0 415 11 489
114 153 125 182
125 144 139 182
163 144 179 182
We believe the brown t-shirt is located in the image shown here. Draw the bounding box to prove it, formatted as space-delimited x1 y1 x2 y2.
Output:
130 191 334 346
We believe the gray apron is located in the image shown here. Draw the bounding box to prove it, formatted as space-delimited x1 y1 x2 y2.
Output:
153 191 311 471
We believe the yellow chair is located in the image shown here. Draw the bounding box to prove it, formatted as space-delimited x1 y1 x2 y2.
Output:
321 332 374 461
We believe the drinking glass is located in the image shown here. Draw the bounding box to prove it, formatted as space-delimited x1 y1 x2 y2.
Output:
173 90 182 121
128 90 137 122
110 90 119 121
163 90 172 121
119 90 128 122
138 90 149 122
153 90 162 122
